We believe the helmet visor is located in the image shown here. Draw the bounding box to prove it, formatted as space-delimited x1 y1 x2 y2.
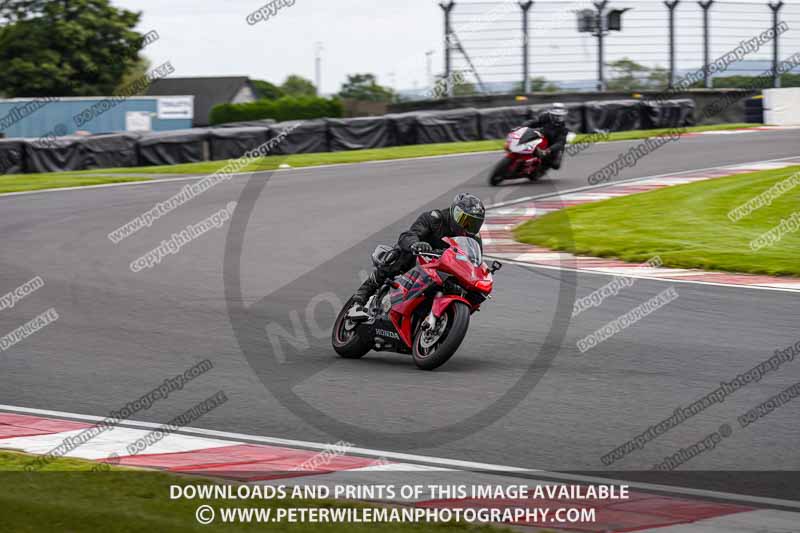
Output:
452 205 484 235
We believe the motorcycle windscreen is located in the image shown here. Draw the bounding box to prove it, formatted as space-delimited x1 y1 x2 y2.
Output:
451 236 482 266
519 128 542 144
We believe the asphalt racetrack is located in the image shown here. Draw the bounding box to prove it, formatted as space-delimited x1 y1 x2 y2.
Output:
2 130 799 499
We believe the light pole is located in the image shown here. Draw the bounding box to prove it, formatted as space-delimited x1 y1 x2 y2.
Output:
314 42 324 94
426 50 435 90
577 4 630 92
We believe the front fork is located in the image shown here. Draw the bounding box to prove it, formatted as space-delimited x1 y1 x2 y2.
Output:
421 292 443 331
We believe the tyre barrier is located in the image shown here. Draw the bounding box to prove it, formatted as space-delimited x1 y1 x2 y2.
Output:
0 99 697 174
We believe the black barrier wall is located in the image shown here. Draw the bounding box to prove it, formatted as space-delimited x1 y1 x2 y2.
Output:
24 137 86 173
0 139 27 174
137 129 210 166
2 99 704 174
83 133 141 169
208 127 271 161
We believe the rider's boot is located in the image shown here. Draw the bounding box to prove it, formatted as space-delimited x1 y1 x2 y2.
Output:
349 271 381 320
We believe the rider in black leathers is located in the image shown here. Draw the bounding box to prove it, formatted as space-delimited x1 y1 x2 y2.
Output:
352 193 486 307
522 103 569 171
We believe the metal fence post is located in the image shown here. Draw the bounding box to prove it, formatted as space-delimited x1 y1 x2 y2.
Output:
520 1 534 93
665 0 680 89
440 1 456 96
699 0 714 89
769 1 784 88
594 0 608 91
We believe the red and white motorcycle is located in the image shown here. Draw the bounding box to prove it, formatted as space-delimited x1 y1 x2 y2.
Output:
489 127 575 186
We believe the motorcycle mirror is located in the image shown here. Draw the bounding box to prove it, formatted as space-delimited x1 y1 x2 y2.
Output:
490 260 503 273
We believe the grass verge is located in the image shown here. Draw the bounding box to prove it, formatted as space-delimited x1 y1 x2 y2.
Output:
0 174 150 195
0 450 526 533
0 122 757 195
514 165 800 277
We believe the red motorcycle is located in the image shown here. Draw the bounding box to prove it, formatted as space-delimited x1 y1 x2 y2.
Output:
489 126 550 186
332 237 502 370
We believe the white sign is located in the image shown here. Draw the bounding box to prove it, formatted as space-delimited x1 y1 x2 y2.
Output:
125 111 152 132
157 96 194 120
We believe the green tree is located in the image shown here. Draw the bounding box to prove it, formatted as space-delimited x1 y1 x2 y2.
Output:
647 66 670 89
251 79 285 100
280 75 317 97
338 73 394 102
782 72 800 87
0 0 144 97
114 57 151 94
515 76 559 93
606 58 649 91
453 80 477 97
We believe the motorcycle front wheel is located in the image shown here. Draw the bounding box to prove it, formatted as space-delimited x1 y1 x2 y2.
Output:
412 302 470 370
332 297 371 358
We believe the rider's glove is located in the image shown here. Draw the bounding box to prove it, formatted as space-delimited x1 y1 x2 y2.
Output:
535 147 550 158
411 241 433 254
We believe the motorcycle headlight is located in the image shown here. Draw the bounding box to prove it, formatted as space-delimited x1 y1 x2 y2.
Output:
475 279 493 293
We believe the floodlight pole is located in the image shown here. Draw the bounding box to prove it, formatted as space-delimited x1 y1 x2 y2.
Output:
769 1 784 88
699 0 714 89
440 1 456 96
665 0 680 89
594 0 608 91
520 1 534 93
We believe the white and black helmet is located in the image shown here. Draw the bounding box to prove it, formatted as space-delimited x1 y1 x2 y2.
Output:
545 102 568 124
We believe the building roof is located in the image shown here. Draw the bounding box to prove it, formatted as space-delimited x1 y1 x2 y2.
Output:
146 76 252 126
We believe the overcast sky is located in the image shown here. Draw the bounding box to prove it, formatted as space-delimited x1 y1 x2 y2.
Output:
113 0 800 94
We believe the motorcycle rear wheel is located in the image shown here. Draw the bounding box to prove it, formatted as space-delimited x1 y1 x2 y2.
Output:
412 302 470 370
331 297 371 358
528 166 548 181
489 158 512 186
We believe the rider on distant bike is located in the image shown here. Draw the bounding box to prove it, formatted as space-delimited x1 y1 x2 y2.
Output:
521 103 569 171
351 193 486 311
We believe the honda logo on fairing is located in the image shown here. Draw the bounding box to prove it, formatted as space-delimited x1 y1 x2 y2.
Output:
375 328 399 340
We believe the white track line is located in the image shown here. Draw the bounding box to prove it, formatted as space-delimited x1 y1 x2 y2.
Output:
487 256 800 295
485 154 800 209
484 154 800 294
4 129 798 199
0 150 502 199
1 403 799 510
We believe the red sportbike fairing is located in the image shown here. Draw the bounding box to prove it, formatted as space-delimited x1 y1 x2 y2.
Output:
332 237 502 370
489 126 550 186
